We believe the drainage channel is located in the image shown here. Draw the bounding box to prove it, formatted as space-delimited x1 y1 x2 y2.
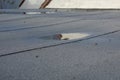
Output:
0 30 120 58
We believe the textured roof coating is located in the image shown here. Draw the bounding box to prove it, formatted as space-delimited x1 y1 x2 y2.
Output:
0 10 120 80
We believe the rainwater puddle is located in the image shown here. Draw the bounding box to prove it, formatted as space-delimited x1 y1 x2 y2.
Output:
40 33 90 41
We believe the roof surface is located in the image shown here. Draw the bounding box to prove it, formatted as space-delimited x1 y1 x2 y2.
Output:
0 10 120 80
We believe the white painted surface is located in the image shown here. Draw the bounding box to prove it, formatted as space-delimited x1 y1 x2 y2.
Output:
20 0 45 9
47 0 120 8
1 0 120 9
59 33 90 40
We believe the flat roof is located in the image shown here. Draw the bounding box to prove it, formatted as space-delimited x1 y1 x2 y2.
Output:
0 10 120 80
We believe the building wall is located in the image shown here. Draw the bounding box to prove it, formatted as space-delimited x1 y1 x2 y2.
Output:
0 0 22 9
20 0 45 9
0 0 120 9
47 0 120 9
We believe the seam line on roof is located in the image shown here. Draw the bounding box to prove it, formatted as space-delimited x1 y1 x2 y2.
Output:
0 29 120 58
0 15 42 23
0 19 83 32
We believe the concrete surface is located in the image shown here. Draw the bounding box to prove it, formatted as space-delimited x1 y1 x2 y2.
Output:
0 10 120 80
1 0 120 9
47 0 120 8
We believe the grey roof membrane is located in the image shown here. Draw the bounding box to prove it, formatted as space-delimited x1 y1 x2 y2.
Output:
0 10 120 80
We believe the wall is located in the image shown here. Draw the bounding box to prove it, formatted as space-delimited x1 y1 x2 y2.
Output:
0 0 120 9
0 0 22 9
47 0 120 9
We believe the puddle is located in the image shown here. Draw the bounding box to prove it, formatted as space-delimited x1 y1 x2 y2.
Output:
40 33 90 40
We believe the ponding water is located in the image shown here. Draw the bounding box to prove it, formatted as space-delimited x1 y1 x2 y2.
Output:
40 33 90 40
54 33 90 40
